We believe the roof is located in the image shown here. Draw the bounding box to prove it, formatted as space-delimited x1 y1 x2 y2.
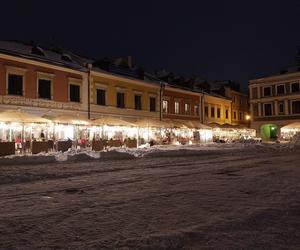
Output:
250 64 300 83
0 40 91 72
205 91 232 101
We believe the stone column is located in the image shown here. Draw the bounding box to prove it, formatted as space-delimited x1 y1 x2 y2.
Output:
258 102 262 116
284 99 289 115
274 100 278 116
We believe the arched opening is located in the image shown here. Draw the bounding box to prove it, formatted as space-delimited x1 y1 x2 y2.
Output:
260 124 279 140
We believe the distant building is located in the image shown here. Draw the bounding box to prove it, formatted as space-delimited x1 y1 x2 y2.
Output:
203 93 232 125
162 85 201 122
249 69 300 140
210 80 250 126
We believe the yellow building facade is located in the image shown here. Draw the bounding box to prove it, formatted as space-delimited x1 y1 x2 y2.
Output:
90 70 161 122
203 94 232 125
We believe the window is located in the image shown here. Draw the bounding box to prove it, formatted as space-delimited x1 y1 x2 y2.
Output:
211 107 215 118
205 106 208 117
184 103 190 115
8 74 23 96
175 101 180 114
117 92 125 108
31 46 45 56
232 96 236 103
194 105 199 116
291 82 300 93
264 103 272 116
225 109 229 119
134 95 142 110
239 112 242 120
240 98 243 105
38 79 51 99
149 97 156 112
292 101 300 114
217 108 221 118
233 112 236 119
278 102 284 114
61 54 72 62
162 100 168 113
252 87 258 99
96 89 106 105
69 84 80 102
263 87 271 97
277 85 285 95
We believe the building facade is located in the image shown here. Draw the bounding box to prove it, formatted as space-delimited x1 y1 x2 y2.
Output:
0 41 245 130
224 87 249 126
90 70 160 122
249 72 300 139
0 46 88 118
203 94 232 125
162 86 201 122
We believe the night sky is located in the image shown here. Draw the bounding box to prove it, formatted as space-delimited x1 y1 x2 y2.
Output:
1 0 300 90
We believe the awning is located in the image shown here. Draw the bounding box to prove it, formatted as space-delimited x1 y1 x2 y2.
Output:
182 120 212 130
163 119 189 129
281 122 300 130
44 114 90 125
135 118 170 128
0 110 50 123
92 116 135 127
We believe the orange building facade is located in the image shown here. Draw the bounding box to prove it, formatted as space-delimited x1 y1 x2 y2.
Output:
162 86 201 121
0 52 88 117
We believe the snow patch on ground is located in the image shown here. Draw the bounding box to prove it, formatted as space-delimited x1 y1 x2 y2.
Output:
0 141 296 165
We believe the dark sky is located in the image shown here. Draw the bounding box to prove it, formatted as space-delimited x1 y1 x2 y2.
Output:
1 0 300 90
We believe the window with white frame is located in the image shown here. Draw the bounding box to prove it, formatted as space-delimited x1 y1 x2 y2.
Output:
69 84 80 102
264 103 272 116
291 101 300 114
263 86 272 97
134 94 142 110
205 106 208 117
252 87 258 99
149 97 156 112
6 66 27 96
184 103 190 115
8 74 23 96
37 72 54 100
96 89 106 105
211 107 215 118
217 107 221 118
162 100 168 113
276 84 285 95
117 92 125 108
291 82 300 93
175 101 180 114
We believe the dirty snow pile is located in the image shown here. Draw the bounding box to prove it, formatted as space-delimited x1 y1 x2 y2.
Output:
0 141 297 165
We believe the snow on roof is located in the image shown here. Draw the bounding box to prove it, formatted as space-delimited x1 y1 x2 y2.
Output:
0 40 90 72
